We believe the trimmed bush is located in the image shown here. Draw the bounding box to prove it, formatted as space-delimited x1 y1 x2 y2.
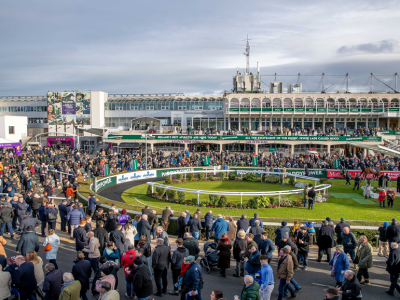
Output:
187 173 194 181
177 174 183 180
209 194 219 206
199 201 208 207
219 172 226 180
172 179 182 184
319 178 331 184
269 197 277 206
165 177 172 184
177 191 186 203
248 196 270 209
155 187 166 198
226 202 235 207
208 175 214 181
146 185 152 195
198 173 205 181
279 196 293 207
167 190 177 200
228 172 236 180
191 198 198 205
265 175 281 183
288 176 295 186
218 195 228 207
244 173 257 182
262 174 267 182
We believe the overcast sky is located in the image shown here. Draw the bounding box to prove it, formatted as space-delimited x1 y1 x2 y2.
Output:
1 0 400 96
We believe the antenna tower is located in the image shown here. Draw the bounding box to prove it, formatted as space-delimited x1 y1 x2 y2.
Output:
243 35 251 74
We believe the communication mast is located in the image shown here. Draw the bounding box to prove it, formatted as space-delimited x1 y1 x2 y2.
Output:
243 35 251 74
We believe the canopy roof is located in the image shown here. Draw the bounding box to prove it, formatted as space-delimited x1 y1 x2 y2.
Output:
0 138 20 147
347 142 400 158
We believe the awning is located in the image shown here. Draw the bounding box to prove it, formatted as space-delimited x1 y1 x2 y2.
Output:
77 127 104 136
347 142 400 158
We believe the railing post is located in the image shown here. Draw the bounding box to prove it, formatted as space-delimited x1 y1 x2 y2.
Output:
282 174 284 185
198 191 200 205
294 176 296 182
241 193 243 207
279 193 281 207
184 173 187 181
151 185 153 194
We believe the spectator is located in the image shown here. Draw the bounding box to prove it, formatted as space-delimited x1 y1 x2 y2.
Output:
155 226 169 246
244 245 261 278
274 221 290 246
169 238 189 295
276 248 294 300
249 213 263 228
16 226 39 256
258 255 274 300
105 209 118 233
317 220 336 262
99 281 119 300
88 193 100 217
185 255 203 300
204 210 216 241
161 206 173 231
378 221 390 257
133 215 141 248
66 205 84 238
0 265 11 300
84 216 92 233
227 216 237 241
307 187 316 210
0 235 6 258
338 270 361 300
117 209 130 227
217 233 232 278
83 231 101 273
15 255 37 300
386 242 400 296
241 275 260 300
71 251 92 300
123 220 137 251
58 199 68 232
121 244 136 299
233 230 247 277
137 214 152 242
73 219 88 252
26 251 44 298
387 218 400 244
334 218 350 245
95 262 117 299
249 220 263 244
329 245 349 287
211 215 230 244
236 214 249 235
323 287 340 300
341 227 358 263
93 208 105 225
177 212 187 239
42 263 63 300
138 236 152 277
152 238 171 296
59 272 81 300
295 226 311 270
277 233 298 255
183 232 200 259
103 241 120 264
94 220 109 254
188 213 202 240
109 223 126 259
354 236 373 285
132 257 153 300
0 198 14 239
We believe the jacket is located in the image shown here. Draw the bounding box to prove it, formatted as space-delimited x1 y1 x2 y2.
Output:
236 218 249 233
19 217 41 234
73 226 88 251
186 261 203 292
341 276 361 300
387 223 400 243
102 290 120 300
117 214 130 226
341 232 358 249
0 271 11 300
188 218 202 233
387 247 400 275
295 231 311 253
105 214 118 232
31 197 42 210
317 225 336 249
177 216 187 234
161 208 173 222
152 244 171 270
94 227 109 252
43 234 60 259
277 239 298 255
42 269 63 300
183 237 200 259
274 226 290 245
204 212 215 228
249 217 263 228
233 237 247 261
88 197 100 210
335 221 350 243
72 259 92 290
378 190 386 201
355 242 373 269
110 229 126 252
217 243 232 269
45 207 58 222
121 250 136 276
103 248 120 264
58 204 68 217
66 209 83 226
245 249 261 274
249 226 263 244
133 263 153 298
258 238 275 258
137 219 151 241
241 282 260 300
15 261 37 299
16 231 40 256
86 237 101 258
329 252 349 283
58 280 81 300
276 254 293 281
171 246 189 270
379 226 389 242
16 202 29 220
0 205 14 223
211 218 230 238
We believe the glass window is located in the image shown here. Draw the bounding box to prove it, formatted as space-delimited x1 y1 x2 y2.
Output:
9 126 14 134
283 118 292 128
251 118 259 131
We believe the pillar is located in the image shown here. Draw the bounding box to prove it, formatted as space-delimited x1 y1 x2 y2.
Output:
280 118 283 131
228 117 231 130
238 118 241 132
355 117 358 130
249 117 251 132
387 118 390 129
220 143 223 153
377 115 380 129
150 143 154 152
327 144 330 154
363 148 367 158
333 118 336 130
344 118 347 131
302 117 304 129
312 117 315 130
270 117 272 131
366 118 368 130
291 144 294 157
255 144 258 155
259 117 262 131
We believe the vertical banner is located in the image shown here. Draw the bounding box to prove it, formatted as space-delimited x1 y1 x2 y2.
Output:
132 160 138 171
334 159 340 169
104 164 109 177
252 156 258 166
204 156 210 166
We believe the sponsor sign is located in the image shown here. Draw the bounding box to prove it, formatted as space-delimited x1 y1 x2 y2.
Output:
204 156 210 166
96 176 116 192
156 167 203 177
62 103 76 114
327 170 400 179
230 168 327 178
252 156 258 166
104 164 109 177
116 170 156 183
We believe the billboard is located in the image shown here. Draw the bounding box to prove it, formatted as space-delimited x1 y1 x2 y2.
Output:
47 91 91 125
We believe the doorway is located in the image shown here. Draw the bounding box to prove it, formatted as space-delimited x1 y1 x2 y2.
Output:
390 120 398 129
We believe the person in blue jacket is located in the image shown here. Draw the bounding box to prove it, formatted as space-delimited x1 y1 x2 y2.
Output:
185 255 203 300
211 215 230 244
244 245 261 278
204 210 216 241
258 232 275 264
249 213 264 228
38 200 47 237
328 245 349 287
58 199 68 232
88 193 100 217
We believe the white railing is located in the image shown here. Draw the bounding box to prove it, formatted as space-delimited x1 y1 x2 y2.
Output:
146 170 330 207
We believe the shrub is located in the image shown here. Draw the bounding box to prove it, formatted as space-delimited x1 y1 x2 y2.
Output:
165 177 172 184
177 191 186 203
155 187 166 198
167 190 177 200
308 183 314 187
228 172 236 180
199 201 208 207
218 195 228 207
146 185 153 195
187 173 194 181
208 175 214 181
248 196 270 209
191 198 198 205
226 202 235 207
177 174 183 180
279 196 293 207
219 172 226 180
262 174 267 182
269 197 277 206
288 176 295 186
172 179 182 184
153 191 158 198
244 173 257 182
265 175 281 183
197 173 205 181
209 194 219 206
319 178 331 185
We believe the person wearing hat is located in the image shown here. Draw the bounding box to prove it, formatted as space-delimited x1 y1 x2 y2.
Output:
387 188 396 208
88 194 100 218
277 232 298 255
296 226 311 270
334 218 350 245
324 287 340 300
387 218 400 245
354 236 373 285
274 221 290 246
185 255 203 300
117 209 130 227
378 221 390 257
317 220 336 262
217 233 232 278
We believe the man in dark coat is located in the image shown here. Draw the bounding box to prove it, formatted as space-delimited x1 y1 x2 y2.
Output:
317 220 336 262
142 205 152 216
169 238 189 295
204 210 215 241
88 194 100 217
31 194 42 219
185 256 203 300
277 232 298 255
0 199 15 238
58 199 68 232
19 211 41 234
152 238 171 296
249 220 263 244
73 221 88 251
386 242 400 296
15 255 37 300
105 209 117 233
16 226 39 256
249 213 263 228
397 175 400 193
42 262 63 300
72 251 92 300
387 218 400 244
188 214 202 240
236 214 249 235
339 270 361 300
109 223 126 259
296 226 311 270
93 220 108 254
133 257 153 299
137 214 152 242
274 221 290 246
183 232 200 259
161 206 173 231
335 217 350 245
177 212 187 239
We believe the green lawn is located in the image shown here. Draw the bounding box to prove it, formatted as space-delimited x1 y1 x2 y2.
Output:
121 179 400 223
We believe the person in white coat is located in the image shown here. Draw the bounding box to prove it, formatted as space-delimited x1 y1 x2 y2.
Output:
43 229 60 269
0 266 11 300
122 220 137 251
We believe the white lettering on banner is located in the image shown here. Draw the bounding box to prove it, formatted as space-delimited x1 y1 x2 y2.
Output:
96 177 113 190
116 170 156 183
327 170 400 179
161 168 196 177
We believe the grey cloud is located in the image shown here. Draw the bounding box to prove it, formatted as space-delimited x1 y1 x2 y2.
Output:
337 40 397 54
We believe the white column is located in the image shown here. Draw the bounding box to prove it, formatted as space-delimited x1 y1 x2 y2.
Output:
312 117 315 130
334 118 336 129
344 118 347 130
291 144 294 157
259 117 262 131
255 144 258 155
302 117 304 129
327 144 330 154
355 117 358 130
228 117 231 130
387 118 390 129
366 118 368 130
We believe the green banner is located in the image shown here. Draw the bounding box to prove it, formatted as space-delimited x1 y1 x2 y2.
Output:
107 134 382 142
379 130 400 135
104 164 109 177
269 148 278 152
334 159 340 169
252 156 258 166
204 156 210 166
96 176 117 192
132 160 138 171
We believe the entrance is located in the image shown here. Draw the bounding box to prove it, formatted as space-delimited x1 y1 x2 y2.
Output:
390 120 398 129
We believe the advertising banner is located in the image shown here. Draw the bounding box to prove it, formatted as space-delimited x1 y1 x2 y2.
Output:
204 156 210 166
230 167 327 178
327 169 400 180
334 159 340 169
116 170 156 184
132 160 138 171
252 157 258 166
62 103 76 114
96 176 117 192
104 164 109 177
156 167 203 177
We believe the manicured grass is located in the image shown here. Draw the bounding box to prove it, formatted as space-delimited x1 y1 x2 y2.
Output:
121 179 400 223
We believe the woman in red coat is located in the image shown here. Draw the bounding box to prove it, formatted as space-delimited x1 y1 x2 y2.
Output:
378 189 386 207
